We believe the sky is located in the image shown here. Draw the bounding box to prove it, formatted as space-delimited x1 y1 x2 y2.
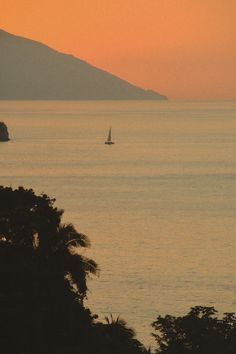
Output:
1 0 236 100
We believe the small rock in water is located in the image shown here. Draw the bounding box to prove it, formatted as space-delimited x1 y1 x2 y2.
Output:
0 122 10 141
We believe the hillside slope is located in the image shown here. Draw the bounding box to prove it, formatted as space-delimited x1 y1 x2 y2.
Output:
0 30 167 100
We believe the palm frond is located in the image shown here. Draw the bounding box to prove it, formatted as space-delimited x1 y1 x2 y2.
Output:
58 223 90 248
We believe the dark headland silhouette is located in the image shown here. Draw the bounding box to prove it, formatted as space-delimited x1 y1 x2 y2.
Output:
0 122 10 141
0 29 167 100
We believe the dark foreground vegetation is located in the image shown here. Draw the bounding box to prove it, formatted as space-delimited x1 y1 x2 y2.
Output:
152 306 236 354
1 186 236 354
0 186 147 354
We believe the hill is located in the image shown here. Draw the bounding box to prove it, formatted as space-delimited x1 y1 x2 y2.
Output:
0 29 167 100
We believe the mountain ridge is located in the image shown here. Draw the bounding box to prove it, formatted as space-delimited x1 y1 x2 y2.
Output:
0 29 167 100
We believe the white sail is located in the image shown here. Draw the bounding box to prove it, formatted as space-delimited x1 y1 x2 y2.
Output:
105 127 114 144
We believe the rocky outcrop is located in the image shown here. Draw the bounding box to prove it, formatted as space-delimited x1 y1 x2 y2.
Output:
0 122 10 141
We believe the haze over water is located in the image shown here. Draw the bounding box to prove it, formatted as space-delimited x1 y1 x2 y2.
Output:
0 100 236 346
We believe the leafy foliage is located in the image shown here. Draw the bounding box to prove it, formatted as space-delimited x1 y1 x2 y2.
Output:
90 315 148 354
152 306 236 354
0 186 148 354
0 186 98 299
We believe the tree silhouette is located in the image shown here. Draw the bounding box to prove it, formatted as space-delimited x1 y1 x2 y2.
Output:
0 186 98 353
89 315 148 354
152 306 236 354
0 186 148 354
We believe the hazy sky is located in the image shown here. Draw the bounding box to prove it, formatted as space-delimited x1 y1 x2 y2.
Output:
1 0 235 100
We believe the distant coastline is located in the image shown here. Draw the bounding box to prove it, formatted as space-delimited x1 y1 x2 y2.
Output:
0 122 10 141
0 29 167 101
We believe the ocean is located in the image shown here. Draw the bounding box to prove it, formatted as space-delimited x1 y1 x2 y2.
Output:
0 100 236 347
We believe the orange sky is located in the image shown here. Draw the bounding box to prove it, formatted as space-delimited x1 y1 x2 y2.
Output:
1 0 236 100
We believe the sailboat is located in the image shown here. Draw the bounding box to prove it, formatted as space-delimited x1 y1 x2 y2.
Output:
105 128 115 145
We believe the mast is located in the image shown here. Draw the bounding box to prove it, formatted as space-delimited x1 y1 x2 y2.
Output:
108 128 112 142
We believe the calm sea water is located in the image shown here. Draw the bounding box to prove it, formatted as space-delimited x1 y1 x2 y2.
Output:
1 100 236 346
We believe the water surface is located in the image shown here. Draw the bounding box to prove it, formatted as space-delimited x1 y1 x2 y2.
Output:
0 100 236 346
